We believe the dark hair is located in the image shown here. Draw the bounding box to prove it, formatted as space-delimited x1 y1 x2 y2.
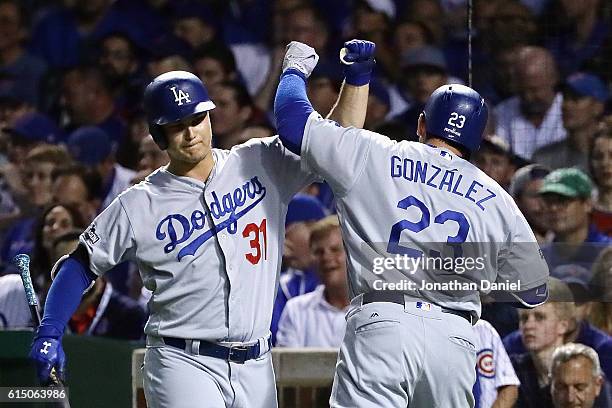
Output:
588 120 612 186
29 203 87 290
287 3 328 29
372 120 417 142
98 31 141 60
192 43 237 75
52 164 102 201
426 133 471 160
52 229 84 250
0 0 29 28
217 80 253 108
394 18 436 45
64 65 113 94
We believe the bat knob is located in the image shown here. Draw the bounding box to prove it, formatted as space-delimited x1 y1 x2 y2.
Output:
13 254 30 271
339 47 354 65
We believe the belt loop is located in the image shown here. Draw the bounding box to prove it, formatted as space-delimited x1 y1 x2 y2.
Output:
191 340 200 355
258 338 265 356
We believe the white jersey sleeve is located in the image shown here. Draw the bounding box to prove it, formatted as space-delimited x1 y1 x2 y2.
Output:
276 303 302 347
264 136 317 201
79 196 136 277
496 199 549 291
300 112 376 197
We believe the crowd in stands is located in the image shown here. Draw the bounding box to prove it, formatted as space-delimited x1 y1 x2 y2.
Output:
0 0 610 406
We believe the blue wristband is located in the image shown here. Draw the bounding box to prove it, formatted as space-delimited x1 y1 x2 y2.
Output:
344 60 375 86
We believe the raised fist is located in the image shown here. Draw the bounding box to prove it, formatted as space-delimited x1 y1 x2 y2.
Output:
282 41 320 78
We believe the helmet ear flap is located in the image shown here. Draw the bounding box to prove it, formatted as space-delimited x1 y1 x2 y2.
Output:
150 124 168 150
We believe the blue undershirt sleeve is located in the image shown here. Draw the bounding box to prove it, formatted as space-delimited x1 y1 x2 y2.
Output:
36 258 96 339
273 69 314 155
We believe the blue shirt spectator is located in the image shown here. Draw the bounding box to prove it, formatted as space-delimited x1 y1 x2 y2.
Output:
504 320 612 382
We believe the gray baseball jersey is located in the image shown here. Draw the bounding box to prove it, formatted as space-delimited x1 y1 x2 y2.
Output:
299 112 549 317
78 136 314 342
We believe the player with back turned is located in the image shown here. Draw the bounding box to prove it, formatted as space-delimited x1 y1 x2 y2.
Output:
27 40 376 408
274 42 550 407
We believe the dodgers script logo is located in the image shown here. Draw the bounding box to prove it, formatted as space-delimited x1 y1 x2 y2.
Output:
170 86 191 105
156 176 266 260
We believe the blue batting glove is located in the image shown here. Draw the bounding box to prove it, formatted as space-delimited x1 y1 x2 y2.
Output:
341 40 376 86
29 325 66 384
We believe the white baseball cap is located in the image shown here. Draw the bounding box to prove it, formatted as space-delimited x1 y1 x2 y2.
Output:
362 0 396 19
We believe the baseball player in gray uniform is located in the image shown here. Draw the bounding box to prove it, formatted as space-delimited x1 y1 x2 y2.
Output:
274 42 550 407
28 40 374 408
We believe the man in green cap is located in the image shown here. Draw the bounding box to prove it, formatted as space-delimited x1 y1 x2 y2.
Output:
539 168 611 271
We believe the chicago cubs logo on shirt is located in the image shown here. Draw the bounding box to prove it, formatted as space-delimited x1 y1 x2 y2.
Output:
156 176 266 260
477 348 495 378
170 86 191 106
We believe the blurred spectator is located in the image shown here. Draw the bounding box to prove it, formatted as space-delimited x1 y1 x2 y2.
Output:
472 135 519 190
97 32 147 118
130 134 169 184
508 164 552 243
0 273 30 328
209 81 257 150
52 231 146 340
590 122 612 236
51 164 102 224
544 0 610 79
191 43 238 90
364 79 391 130
276 216 349 347
1 144 71 265
481 47 521 106
271 194 326 345
252 2 310 112
509 280 575 408
0 77 36 129
551 264 593 311
0 0 47 107
282 3 340 82
393 19 435 61
588 247 612 335
372 120 417 143
172 1 217 51
149 55 193 80
67 126 135 211
533 73 608 171
0 112 63 218
28 0 144 69
392 46 449 137
306 68 342 122
474 319 520 408
285 4 330 56
61 65 128 153
2 112 63 168
350 0 396 81
130 135 169 185
494 46 566 160
486 1 538 52
539 168 612 271
505 275 612 382
550 343 609 408
403 0 444 45
24 204 86 308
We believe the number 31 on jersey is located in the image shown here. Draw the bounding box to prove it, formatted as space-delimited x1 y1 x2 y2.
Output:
242 219 267 265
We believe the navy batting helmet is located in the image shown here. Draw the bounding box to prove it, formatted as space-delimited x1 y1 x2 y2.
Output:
423 84 488 154
144 71 215 150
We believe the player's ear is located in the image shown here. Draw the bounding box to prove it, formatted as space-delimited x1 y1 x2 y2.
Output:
417 113 426 142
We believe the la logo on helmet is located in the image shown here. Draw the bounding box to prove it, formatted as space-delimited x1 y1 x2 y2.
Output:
170 86 191 106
